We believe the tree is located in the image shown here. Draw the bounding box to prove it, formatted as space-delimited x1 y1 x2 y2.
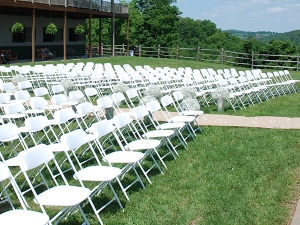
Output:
129 0 182 47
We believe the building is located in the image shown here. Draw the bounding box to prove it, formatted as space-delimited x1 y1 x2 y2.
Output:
0 0 129 62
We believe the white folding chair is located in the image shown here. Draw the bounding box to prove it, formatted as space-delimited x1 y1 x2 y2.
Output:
131 105 180 159
17 144 92 225
160 95 197 137
59 129 124 223
112 112 164 176
0 161 50 225
89 120 149 200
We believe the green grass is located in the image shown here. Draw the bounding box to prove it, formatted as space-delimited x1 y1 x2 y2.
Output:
3 56 300 224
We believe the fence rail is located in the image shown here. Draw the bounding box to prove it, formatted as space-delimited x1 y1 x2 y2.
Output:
98 44 300 70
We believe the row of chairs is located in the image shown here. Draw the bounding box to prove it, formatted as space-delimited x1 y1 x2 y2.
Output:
0 79 204 224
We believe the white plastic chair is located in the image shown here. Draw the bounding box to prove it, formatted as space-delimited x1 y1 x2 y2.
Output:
160 95 197 137
89 120 148 201
131 105 179 160
0 161 50 225
60 129 124 223
17 144 92 225
112 112 164 177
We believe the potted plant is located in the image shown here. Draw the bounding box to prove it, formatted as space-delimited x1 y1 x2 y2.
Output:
45 23 58 35
74 24 85 35
211 87 230 112
10 22 24 34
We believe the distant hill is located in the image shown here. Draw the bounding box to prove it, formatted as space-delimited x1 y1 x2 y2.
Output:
224 30 278 40
259 30 300 46
225 29 300 46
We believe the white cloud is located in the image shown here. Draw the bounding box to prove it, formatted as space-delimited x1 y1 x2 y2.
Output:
266 6 288 13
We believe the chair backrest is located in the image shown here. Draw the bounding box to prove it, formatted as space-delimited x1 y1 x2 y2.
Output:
113 112 133 128
17 80 32 90
0 93 10 103
1 82 15 92
126 89 139 99
97 96 113 109
111 92 125 105
3 102 25 115
147 100 162 113
172 91 184 102
60 129 91 150
33 87 49 97
160 95 175 107
84 87 98 97
51 94 68 105
131 106 149 120
0 123 20 141
69 90 85 101
24 115 50 131
89 120 116 138
53 108 76 123
51 84 65 94
18 144 54 172
14 90 31 100
30 97 48 109
76 101 94 115
0 161 11 183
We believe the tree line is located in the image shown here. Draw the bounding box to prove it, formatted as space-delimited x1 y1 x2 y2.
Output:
86 0 300 58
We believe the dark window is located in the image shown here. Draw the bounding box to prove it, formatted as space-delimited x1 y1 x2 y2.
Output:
25 27 32 42
43 28 63 42
12 30 25 42
69 28 78 42
69 28 85 42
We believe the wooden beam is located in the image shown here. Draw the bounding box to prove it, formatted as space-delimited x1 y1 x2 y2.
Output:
32 8 36 63
63 11 67 61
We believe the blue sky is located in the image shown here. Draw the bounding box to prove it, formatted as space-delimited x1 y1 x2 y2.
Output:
174 0 300 33
117 0 300 33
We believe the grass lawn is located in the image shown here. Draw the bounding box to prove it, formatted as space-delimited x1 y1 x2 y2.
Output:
3 56 300 224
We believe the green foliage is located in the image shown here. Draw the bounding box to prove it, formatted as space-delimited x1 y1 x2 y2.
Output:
75 24 85 35
259 30 300 46
10 22 24 33
129 0 181 47
45 23 58 35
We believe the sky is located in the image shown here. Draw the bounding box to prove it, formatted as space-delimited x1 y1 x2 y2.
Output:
174 0 300 33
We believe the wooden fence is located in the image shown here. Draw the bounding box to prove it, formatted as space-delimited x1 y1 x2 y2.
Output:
98 44 300 71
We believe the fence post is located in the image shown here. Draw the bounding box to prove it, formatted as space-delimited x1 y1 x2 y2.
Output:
122 43 125 55
197 47 200 61
176 46 179 60
101 43 103 55
221 48 224 64
297 54 299 71
251 51 254 69
158 45 160 58
139 45 141 57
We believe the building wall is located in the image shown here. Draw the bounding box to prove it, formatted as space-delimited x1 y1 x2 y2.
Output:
0 14 86 59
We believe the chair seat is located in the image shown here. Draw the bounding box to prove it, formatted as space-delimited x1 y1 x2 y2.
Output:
181 110 204 116
2 113 26 119
25 109 45 115
74 166 122 182
35 185 91 206
158 122 186 130
142 130 174 138
0 134 19 142
169 115 195 123
0 209 49 225
44 105 63 110
5 156 19 167
48 143 64 152
125 139 161 150
104 151 145 164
